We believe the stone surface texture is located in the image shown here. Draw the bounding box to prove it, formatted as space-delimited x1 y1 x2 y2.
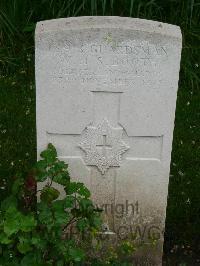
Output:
35 16 182 265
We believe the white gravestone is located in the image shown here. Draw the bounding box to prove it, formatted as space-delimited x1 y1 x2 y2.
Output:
35 17 182 265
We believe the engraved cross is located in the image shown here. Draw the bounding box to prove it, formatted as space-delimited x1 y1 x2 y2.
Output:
96 134 111 158
46 90 163 175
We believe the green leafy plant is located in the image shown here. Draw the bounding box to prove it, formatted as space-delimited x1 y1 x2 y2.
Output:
0 143 141 265
88 239 136 266
0 143 102 265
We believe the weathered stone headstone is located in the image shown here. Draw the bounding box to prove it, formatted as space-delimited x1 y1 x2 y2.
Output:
35 17 182 265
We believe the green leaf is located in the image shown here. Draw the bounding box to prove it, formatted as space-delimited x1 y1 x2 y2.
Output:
4 207 21 235
78 184 91 198
36 159 47 170
20 214 37 232
1 195 17 211
89 215 102 229
4 219 19 236
31 236 46 249
0 232 12 244
12 178 24 195
76 218 89 232
20 254 34 266
31 236 41 245
17 238 32 254
71 208 81 218
52 172 69 186
40 186 60 203
51 200 70 225
65 182 80 195
64 195 75 208
79 198 93 212
56 260 64 266
37 202 53 225
69 247 85 262
52 199 65 211
51 160 68 172
35 160 48 182
54 210 69 226
40 143 57 164
3 206 36 235
65 182 90 197
20 251 43 266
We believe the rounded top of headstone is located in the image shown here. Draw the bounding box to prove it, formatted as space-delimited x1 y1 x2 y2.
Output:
35 16 182 40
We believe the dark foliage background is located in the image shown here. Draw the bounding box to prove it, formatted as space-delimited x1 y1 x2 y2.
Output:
0 0 199 264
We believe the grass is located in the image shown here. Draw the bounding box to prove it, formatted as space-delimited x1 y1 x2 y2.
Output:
0 0 199 264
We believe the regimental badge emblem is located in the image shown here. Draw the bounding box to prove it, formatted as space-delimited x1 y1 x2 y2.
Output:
79 119 129 174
